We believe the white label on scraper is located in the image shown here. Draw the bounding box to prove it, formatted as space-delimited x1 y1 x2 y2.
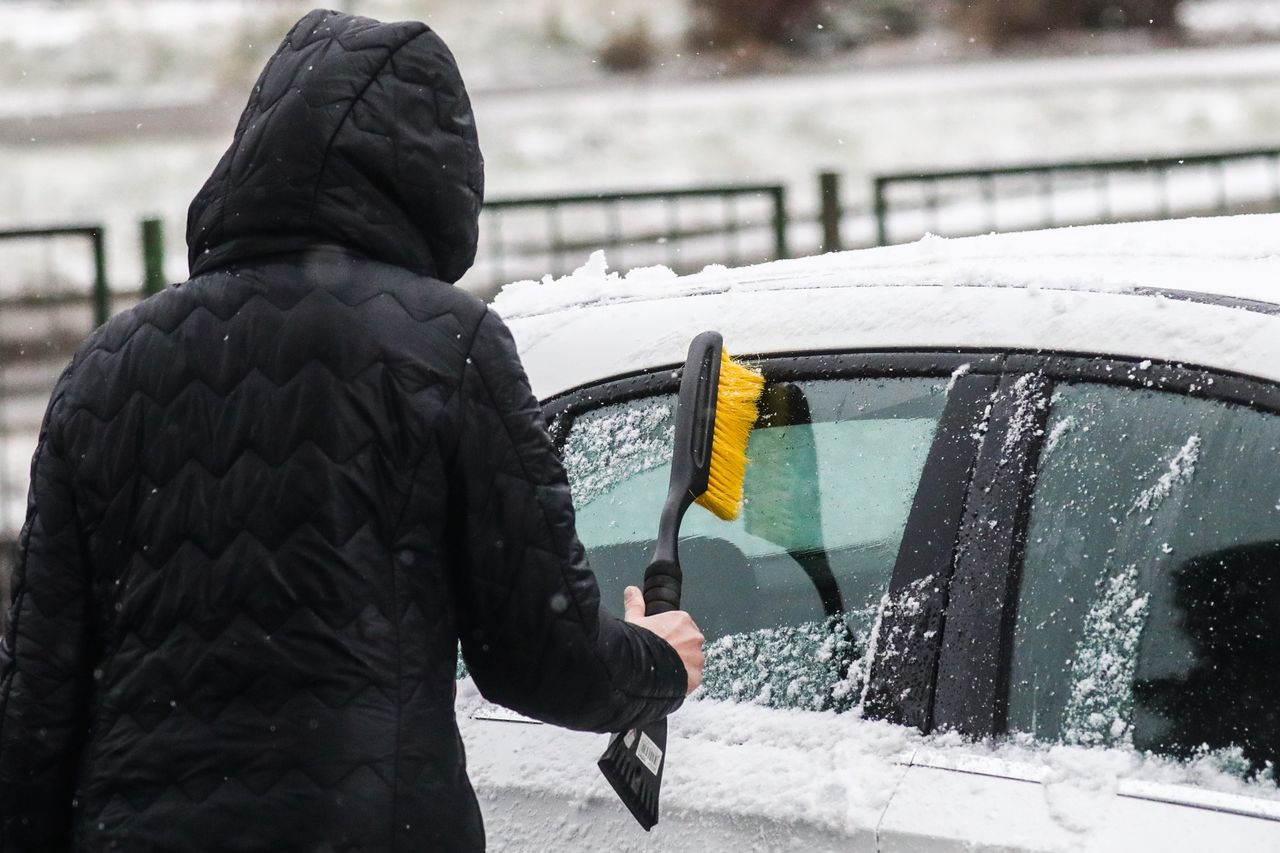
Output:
636 733 664 775
623 729 637 749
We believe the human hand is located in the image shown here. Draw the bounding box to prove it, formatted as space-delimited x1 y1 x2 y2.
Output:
623 585 705 695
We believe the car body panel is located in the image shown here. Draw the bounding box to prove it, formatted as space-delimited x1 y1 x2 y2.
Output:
880 765 1071 853
459 688 912 851
883 761 1280 852
506 284 1280 402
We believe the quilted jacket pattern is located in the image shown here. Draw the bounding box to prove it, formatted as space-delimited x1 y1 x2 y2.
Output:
0 10 686 852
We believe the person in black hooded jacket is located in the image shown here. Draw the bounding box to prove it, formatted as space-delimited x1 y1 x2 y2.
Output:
0 10 703 852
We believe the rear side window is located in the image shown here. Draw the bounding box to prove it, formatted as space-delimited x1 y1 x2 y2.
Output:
1008 382 1280 778
562 376 949 712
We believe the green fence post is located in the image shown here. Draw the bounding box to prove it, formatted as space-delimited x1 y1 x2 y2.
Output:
91 227 109 326
873 177 889 247
771 186 790 260
141 218 165 298
819 171 842 253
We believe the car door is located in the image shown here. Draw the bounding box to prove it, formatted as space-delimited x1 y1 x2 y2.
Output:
457 353 997 851
880 355 1280 851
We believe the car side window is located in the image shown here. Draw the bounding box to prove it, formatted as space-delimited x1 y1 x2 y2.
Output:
1008 382 1280 778
562 376 950 712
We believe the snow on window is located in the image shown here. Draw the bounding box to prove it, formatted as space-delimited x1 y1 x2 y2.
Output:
561 398 674 509
971 400 993 442
945 362 971 392
1060 563 1150 748
697 609 876 713
695 574 936 714
850 574 937 708
852 593 889 709
1132 434 1201 514
1042 414 1077 457
1001 372 1047 462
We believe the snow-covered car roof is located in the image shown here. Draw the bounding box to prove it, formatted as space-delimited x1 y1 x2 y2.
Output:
495 215 1280 399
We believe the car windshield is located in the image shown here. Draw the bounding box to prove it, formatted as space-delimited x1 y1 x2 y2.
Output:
562 375 949 711
1008 382 1280 779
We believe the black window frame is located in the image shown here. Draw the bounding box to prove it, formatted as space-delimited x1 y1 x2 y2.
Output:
541 348 1280 736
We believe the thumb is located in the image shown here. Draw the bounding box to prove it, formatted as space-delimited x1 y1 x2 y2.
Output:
623 586 645 622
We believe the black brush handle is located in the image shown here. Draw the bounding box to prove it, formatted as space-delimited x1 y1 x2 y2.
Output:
641 331 722 616
642 486 686 614
642 560 681 614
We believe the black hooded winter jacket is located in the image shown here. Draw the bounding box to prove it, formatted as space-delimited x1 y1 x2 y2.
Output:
0 10 687 852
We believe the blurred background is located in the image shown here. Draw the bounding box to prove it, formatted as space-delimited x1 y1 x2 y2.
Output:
5 0 1280 550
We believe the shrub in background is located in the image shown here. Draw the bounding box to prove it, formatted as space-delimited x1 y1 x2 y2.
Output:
598 15 659 72
687 0 929 56
688 0 823 52
953 0 1182 47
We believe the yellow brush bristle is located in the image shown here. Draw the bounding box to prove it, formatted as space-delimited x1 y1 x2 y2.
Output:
695 348 765 521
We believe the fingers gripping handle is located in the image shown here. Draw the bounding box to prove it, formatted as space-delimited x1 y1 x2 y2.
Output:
642 558 682 615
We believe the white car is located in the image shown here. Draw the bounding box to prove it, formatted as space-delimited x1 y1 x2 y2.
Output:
458 216 1280 851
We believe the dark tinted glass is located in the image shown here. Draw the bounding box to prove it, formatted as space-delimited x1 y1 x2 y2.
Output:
1009 382 1280 776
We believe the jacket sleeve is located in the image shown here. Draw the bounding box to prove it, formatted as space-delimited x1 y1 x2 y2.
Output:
0 382 92 852
447 308 687 733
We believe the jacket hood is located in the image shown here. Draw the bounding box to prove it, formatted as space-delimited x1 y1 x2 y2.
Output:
187 9 484 282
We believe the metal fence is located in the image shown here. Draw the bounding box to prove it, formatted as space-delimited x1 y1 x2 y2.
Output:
0 225 110 539
871 147 1280 246
6 149 1280 536
1 225 109 322
0 219 169 542
463 183 790 297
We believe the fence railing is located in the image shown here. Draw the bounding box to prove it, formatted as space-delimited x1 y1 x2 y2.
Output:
871 147 1280 247
0 225 113 537
0 225 109 324
465 183 789 297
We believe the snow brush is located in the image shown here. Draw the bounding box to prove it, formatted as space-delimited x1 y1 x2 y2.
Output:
597 330 764 831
